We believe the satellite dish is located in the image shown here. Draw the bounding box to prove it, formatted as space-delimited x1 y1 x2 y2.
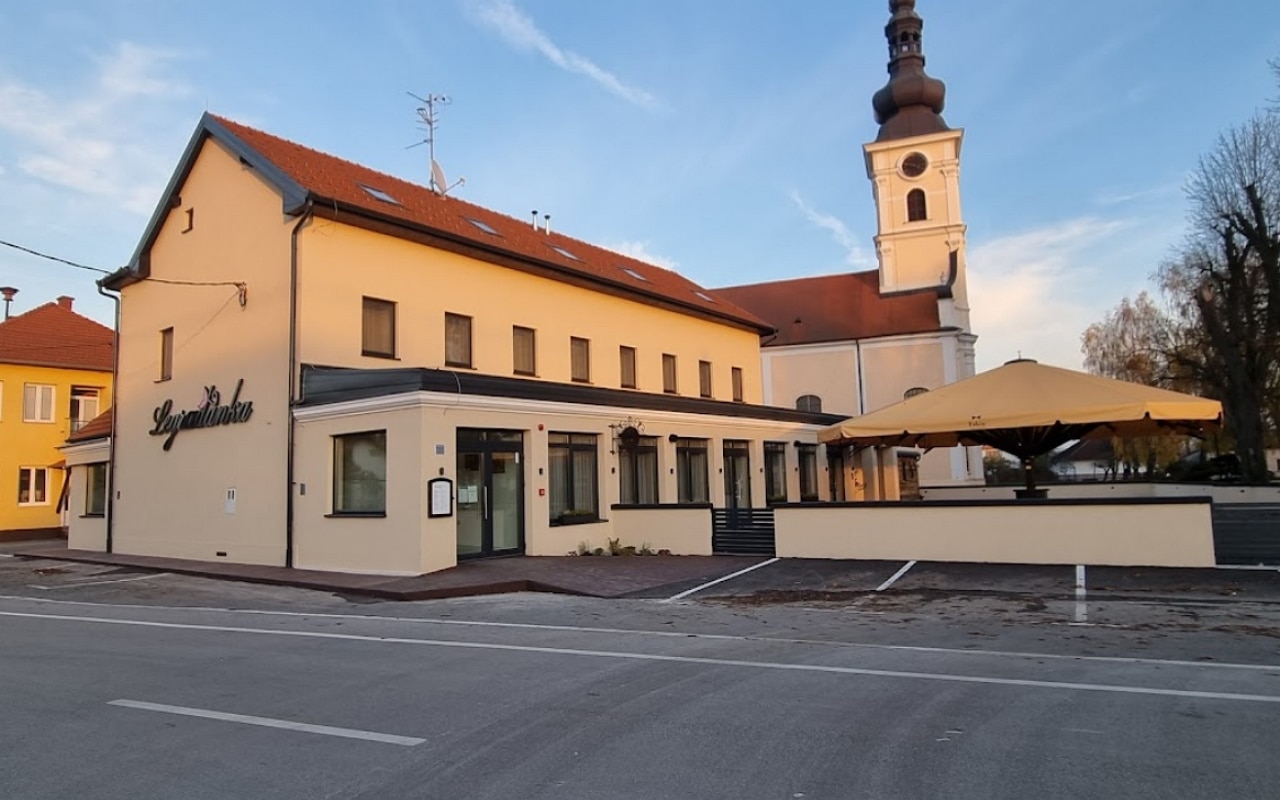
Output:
431 160 448 194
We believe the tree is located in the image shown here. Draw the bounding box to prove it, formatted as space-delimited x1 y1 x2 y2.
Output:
1159 112 1280 484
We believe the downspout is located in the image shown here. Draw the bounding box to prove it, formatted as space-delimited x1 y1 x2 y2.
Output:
854 337 866 416
96 281 121 553
285 202 314 568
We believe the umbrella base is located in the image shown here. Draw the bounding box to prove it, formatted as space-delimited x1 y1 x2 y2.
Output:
1015 488 1049 500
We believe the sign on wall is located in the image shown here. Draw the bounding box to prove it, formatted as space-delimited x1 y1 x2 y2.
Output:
151 379 254 451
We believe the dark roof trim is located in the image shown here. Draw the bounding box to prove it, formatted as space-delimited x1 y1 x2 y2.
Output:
761 325 964 349
299 365 846 426
309 201 774 336
119 112 309 284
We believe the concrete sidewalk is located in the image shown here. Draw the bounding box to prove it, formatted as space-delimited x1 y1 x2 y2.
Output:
16 548 761 601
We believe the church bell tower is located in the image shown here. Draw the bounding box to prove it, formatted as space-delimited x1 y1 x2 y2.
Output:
864 0 970 331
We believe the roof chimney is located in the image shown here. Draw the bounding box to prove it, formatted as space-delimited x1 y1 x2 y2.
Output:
543 214 551 236
0 286 17 321
57 295 74 311
531 210 539 229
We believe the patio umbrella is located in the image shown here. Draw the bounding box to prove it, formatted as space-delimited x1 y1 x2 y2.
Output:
817 359 1222 497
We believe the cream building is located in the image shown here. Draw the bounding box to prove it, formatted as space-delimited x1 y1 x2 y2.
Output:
78 113 846 574
717 0 982 496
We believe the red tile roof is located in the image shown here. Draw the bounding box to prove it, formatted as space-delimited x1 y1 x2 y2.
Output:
207 116 771 334
0 301 114 371
715 271 943 346
66 408 113 443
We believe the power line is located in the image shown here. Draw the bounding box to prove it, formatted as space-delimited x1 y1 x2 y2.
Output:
0 239 112 275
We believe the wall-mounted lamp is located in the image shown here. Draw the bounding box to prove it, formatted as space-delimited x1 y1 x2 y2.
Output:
668 433 680 443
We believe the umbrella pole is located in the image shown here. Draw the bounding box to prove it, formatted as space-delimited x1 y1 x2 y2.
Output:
1018 456 1047 499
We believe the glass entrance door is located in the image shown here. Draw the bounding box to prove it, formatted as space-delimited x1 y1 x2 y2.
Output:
723 440 752 509
456 431 525 559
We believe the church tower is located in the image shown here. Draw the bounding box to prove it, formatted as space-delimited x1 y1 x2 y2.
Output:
864 0 970 331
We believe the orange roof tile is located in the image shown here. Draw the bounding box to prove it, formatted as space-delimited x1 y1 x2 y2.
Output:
200 115 771 334
66 408 113 443
715 271 944 346
0 300 114 371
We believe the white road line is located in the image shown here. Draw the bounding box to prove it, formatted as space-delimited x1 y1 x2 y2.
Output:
1075 565 1088 624
5 610 1280 704
876 560 917 592
662 557 780 602
2 594 1278 673
28 573 169 591
107 699 424 746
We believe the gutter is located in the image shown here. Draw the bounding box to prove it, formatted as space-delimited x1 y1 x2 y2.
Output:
96 281 121 553
285 202 314 568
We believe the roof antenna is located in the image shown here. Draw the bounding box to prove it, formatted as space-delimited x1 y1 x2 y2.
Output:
408 91 466 196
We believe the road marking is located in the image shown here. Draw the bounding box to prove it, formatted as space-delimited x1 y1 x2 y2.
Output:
6 610 1280 704
1075 565 1088 624
107 699 424 746
876 560 917 592
662 557 780 602
1 594 1278 673
28 573 169 591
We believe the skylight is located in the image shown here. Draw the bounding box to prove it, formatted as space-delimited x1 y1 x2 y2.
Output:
620 267 648 282
463 217 500 236
550 245 580 261
358 184 400 205
693 291 716 303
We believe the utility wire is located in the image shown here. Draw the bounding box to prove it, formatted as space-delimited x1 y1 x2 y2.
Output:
0 238 111 275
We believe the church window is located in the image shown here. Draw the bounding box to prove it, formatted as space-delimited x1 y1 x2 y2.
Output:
907 188 927 221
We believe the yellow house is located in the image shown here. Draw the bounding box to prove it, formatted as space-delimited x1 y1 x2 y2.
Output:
81 112 846 574
0 296 113 533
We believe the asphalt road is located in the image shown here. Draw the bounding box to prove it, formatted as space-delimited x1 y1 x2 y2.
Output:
3 577 1280 799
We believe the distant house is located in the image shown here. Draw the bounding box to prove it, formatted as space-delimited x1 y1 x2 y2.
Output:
0 296 113 533
1051 439 1116 481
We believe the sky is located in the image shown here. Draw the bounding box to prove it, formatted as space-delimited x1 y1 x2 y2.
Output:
1 0 1279 371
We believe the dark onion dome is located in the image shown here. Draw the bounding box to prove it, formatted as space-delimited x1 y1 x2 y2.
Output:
871 0 950 142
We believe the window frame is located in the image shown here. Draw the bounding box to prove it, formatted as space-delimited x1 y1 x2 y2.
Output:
617 434 659 505
361 296 397 359
570 337 591 383
662 354 678 394
907 188 927 222
445 312 473 368
795 394 823 413
797 444 820 502
698 360 712 398
675 437 710 504
331 430 388 516
512 325 537 376
764 442 788 505
84 462 107 517
548 432 600 524
620 345 638 389
159 327 174 382
17 467 50 506
70 386 100 432
22 383 55 423
731 367 744 403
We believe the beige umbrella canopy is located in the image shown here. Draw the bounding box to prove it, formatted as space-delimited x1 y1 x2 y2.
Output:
818 359 1222 496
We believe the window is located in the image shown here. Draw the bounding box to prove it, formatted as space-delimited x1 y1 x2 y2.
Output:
85 463 107 516
662 354 678 394
463 217 499 236
618 434 659 505
797 444 819 502
723 440 752 508
333 431 387 514
904 386 929 400
620 346 637 389
445 313 472 368
675 438 709 504
70 387 100 432
548 433 598 523
23 384 54 423
513 326 536 376
907 188 927 221
17 467 49 506
570 337 590 382
796 394 823 413
699 360 712 398
731 367 744 403
828 447 847 502
620 267 648 282
358 184 400 205
159 327 173 381
362 297 396 358
764 443 788 504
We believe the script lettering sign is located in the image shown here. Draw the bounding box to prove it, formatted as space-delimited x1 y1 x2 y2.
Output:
151 379 254 451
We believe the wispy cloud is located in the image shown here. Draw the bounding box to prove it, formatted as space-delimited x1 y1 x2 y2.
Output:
789 191 872 269
0 42 190 214
968 217 1133 371
465 0 658 110
1094 180 1183 207
602 240 678 270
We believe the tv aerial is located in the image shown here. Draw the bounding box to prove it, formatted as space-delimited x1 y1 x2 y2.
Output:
408 91 466 196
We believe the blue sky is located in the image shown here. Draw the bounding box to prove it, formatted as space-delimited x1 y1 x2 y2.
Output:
2 0 1278 371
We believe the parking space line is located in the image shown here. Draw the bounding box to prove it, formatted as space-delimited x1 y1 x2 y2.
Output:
662 557 780 602
875 560 917 592
108 699 425 746
28 573 169 591
4 612 1278 704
